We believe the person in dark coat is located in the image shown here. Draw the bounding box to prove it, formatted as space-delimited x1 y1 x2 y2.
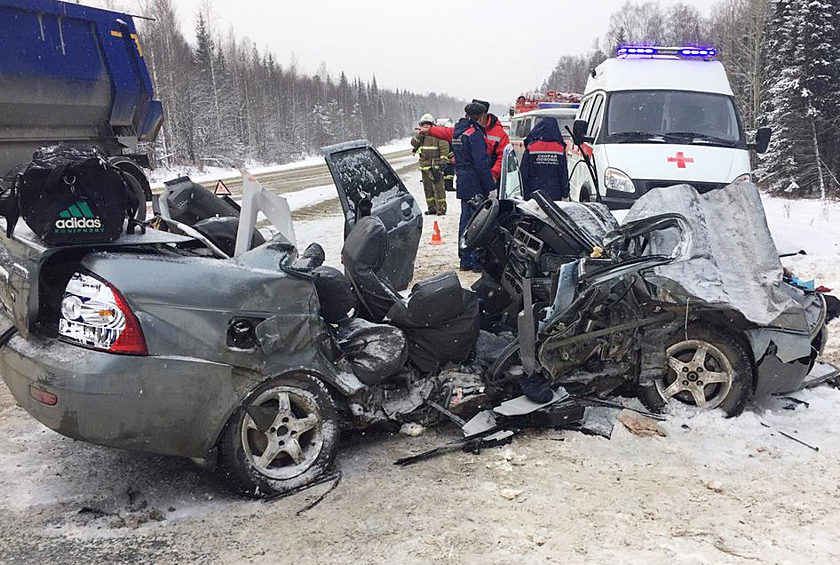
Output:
452 102 496 271
520 117 569 201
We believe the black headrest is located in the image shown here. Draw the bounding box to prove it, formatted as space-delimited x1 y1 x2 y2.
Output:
313 266 356 323
341 216 389 272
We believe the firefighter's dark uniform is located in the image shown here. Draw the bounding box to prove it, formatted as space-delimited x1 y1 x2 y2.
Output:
411 133 451 214
442 159 455 192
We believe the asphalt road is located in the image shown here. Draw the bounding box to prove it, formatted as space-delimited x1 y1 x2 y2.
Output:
194 148 417 198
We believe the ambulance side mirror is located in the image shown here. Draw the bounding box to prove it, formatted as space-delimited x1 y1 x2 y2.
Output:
754 127 771 154
572 120 589 145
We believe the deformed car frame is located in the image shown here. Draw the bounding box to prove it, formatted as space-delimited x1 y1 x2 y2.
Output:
0 140 434 496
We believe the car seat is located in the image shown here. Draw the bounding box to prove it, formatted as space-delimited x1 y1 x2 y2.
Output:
341 215 480 373
304 258 408 387
153 176 265 255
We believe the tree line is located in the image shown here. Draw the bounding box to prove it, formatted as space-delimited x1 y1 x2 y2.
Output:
541 0 840 198
138 0 466 169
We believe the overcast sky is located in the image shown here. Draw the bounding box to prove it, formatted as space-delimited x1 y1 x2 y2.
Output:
120 0 713 105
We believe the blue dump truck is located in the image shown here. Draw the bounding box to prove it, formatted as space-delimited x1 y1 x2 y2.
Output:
0 0 162 200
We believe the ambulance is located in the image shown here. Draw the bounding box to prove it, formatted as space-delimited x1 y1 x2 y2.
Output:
567 46 771 209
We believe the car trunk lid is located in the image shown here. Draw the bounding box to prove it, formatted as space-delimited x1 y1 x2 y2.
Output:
0 220 193 338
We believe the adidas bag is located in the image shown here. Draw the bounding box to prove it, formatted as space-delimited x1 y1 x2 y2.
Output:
17 146 139 245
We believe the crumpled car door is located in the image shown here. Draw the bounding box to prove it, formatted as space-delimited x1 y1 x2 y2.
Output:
322 140 422 290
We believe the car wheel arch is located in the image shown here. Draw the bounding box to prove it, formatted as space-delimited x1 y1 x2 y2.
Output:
569 160 595 202
639 320 756 417
691 312 758 389
208 367 347 458
215 369 343 496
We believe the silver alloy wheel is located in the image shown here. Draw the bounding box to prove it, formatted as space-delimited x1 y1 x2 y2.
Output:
655 339 734 410
240 386 323 480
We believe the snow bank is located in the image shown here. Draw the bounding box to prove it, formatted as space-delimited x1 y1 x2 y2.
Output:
147 137 412 188
762 196 840 290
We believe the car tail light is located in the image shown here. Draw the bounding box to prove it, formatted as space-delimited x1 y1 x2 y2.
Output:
58 272 148 355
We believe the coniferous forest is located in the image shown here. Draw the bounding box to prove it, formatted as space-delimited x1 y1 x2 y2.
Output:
137 0 466 170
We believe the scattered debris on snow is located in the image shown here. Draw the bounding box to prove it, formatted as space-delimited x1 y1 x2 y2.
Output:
499 488 523 500
398 423 425 437
617 409 668 437
705 479 724 493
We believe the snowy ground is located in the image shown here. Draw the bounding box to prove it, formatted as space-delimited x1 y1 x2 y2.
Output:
146 137 413 188
1 174 839 564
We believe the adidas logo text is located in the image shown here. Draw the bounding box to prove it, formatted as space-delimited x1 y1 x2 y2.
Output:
55 218 103 229
54 200 105 233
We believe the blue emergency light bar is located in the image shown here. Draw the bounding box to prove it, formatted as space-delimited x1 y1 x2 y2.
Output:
616 45 717 59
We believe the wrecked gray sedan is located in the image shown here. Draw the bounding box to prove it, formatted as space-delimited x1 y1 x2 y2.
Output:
0 142 478 497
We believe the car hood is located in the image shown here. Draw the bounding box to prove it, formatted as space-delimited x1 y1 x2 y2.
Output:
623 182 809 335
603 143 748 184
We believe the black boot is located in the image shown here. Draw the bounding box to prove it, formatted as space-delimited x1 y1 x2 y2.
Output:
424 210 437 215
518 375 554 404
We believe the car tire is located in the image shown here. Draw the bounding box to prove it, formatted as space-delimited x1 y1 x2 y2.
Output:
217 373 340 497
122 171 147 222
639 325 753 417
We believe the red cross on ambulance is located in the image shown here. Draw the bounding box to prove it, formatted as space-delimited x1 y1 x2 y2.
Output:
667 152 694 169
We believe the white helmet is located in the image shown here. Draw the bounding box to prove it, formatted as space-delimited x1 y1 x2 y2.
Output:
419 113 435 125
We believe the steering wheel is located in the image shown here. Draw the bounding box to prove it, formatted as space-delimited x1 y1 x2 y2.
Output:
459 198 499 253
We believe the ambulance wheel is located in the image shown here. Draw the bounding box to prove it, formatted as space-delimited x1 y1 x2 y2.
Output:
639 325 752 417
218 372 340 498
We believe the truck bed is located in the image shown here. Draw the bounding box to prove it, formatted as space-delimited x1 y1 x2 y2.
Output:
0 0 162 175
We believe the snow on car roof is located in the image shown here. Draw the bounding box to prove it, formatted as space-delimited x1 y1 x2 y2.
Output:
587 57 734 96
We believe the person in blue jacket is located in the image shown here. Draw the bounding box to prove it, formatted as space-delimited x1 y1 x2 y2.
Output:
452 102 496 271
520 117 569 201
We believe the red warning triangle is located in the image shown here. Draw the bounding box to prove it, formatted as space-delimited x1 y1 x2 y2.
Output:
214 179 231 196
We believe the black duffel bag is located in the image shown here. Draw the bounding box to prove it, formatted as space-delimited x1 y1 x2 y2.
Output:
16 146 140 245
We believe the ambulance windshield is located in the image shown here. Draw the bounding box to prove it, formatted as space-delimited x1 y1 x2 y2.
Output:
606 90 742 146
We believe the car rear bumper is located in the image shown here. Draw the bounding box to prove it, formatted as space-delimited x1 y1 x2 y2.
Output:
0 319 237 459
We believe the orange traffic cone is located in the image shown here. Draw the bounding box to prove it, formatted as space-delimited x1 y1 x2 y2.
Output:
429 220 444 245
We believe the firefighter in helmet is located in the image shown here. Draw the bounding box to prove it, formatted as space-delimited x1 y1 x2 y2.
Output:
411 113 451 215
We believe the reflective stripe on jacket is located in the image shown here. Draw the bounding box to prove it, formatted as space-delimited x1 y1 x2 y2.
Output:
411 134 450 167
429 113 509 182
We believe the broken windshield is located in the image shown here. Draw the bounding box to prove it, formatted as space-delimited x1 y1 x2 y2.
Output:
606 90 743 147
330 147 402 219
